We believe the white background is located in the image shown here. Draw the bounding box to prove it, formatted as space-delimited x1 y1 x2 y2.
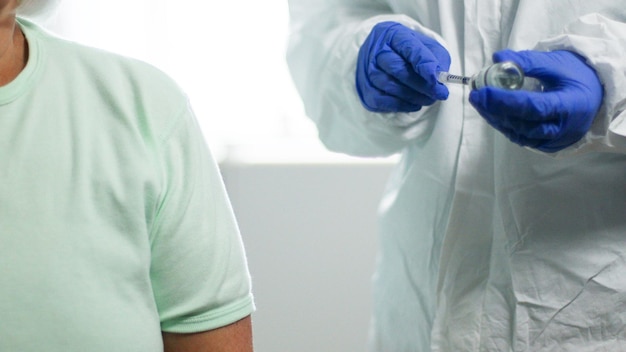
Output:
46 0 324 162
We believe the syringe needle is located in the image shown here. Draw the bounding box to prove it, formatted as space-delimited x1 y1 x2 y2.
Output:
437 71 471 86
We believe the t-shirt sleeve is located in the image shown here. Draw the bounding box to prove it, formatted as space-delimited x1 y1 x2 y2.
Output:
149 102 254 333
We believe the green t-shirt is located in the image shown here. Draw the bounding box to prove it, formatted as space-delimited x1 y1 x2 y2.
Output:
0 19 254 351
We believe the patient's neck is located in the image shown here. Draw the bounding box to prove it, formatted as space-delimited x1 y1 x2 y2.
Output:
0 13 27 86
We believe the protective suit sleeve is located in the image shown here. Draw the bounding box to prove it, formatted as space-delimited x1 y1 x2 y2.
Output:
533 13 626 155
286 0 447 157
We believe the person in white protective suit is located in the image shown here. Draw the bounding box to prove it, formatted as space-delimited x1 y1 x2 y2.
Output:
287 1 626 351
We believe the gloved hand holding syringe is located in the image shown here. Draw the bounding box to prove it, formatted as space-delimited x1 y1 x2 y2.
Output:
438 61 543 91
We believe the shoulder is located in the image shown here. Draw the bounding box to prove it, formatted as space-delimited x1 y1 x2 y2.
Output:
22 18 191 136
38 26 185 100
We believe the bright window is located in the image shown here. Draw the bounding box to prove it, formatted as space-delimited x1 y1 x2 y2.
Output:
44 0 333 162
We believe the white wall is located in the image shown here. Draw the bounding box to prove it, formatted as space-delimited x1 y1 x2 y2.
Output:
220 161 393 352
46 0 312 161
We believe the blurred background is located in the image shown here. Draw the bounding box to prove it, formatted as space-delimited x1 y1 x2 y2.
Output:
43 1 395 350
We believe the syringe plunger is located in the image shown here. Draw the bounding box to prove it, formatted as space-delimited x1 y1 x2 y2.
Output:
437 72 471 86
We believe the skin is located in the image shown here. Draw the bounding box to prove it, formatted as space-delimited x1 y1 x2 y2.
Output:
162 316 254 352
2 1 254 350
0 0 26 86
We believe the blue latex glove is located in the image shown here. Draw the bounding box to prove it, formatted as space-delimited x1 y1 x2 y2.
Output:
469 49 603 153
356 21 450 113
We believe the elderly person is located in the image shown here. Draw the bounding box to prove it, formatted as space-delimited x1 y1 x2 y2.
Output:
1 1 255 351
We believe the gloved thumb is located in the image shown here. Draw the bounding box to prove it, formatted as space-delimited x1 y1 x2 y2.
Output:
492 49 596 89
492 49 559 83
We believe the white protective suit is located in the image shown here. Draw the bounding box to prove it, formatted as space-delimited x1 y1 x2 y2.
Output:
287 1 626 351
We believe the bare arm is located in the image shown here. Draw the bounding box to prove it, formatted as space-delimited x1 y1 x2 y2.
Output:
162 316 253 352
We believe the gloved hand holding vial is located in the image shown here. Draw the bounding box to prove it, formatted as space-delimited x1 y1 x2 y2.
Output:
468 49 603 152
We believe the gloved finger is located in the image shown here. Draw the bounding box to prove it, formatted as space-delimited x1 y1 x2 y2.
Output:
495 124 548 149
360 87 423 113
492 49 544 77
492 49 562 91
357 71 424 112
413 35 451 86
423 39 451 72
495 114 561 140
375 50 447 100
493 49 581 88
469 87 563 122
498 124 560 152
493 49 526 66
470 105 550 148
368 69 437 106
470 88 566 147
470 104 533 146
413 61 449 100
491 123 526 146
388 31 449 100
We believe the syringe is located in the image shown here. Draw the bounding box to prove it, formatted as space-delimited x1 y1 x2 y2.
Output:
437 72 472 86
